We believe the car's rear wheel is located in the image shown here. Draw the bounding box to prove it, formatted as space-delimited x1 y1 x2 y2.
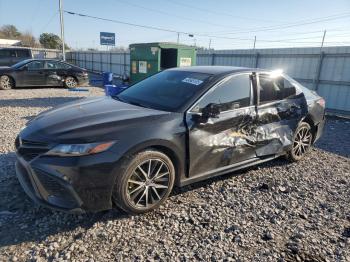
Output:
64 76 77 88
113 150 175 215
0 75 14 90
287 122 313 161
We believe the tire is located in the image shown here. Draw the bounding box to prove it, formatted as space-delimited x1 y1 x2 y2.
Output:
64 76 77 88
0 75 14 90
287 122 313 162
113 150 175 215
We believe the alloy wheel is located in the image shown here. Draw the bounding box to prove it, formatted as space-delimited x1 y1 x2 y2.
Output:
126 159 170 209
0 75 12 89
292 126 312 157
65 77 77 88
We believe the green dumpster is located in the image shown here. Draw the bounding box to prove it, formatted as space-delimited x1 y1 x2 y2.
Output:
129 42 196 84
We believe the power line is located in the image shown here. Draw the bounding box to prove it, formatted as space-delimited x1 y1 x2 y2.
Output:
199 12 350 35
39 11 59 33
114 0 242 30
64 10 350 45
167 0 286 23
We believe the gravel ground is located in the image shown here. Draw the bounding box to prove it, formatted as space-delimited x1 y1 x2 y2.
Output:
0 87 349 262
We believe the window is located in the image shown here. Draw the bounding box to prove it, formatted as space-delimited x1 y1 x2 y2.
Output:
46 61 71 69
193 74 251 112
57 62 72 69
0 49 15 57
117 70 212 112
26 61 45 70
46 61 58 69
15 49 30 58
258 74 296 104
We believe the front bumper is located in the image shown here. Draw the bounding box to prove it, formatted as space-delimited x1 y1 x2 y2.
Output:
16 156 85 213
15 144 118 213
314 116 326 143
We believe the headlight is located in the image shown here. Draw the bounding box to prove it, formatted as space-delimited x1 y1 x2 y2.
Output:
47 141 115 156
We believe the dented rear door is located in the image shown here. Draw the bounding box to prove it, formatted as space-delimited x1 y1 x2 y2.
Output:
253 73 308 157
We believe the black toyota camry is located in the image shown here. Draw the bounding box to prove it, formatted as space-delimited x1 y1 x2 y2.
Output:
0 59 89 89
15 66 325 214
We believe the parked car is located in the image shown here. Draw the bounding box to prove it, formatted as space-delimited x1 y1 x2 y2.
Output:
0 47 33 66
15 66 325 214
0 59 89 90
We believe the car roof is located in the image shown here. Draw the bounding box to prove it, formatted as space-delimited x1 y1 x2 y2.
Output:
22 59 65 62
168 66 257 75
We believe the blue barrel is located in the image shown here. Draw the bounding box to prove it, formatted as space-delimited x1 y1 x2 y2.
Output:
102 72 113 85
105 84 128 96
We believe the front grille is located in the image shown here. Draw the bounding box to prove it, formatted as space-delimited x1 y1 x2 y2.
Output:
18 147 50 161
16 138 50 161
21 139 49 147
17 161 35 192
34 169 76 206
15 136 20 149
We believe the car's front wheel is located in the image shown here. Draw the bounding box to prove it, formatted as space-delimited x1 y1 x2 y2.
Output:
287 122 313 161
113 150 175 215
64 76 77 88
0 75 14 90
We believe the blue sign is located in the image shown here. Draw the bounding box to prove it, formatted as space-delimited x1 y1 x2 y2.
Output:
100 32 115 46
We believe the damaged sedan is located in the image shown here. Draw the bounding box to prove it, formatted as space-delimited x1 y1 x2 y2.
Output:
15 66 325 214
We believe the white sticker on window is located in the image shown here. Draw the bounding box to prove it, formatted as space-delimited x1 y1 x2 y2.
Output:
139 61 147 74
182 77 203 86
180 57 191 67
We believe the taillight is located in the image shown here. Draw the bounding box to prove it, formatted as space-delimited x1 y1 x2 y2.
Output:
317 98 325 108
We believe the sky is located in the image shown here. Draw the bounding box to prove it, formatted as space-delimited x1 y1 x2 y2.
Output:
0 0 349 50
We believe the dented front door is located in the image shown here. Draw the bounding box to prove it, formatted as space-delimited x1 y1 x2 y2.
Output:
186 107 257 176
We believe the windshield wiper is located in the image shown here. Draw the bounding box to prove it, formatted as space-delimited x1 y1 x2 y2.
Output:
126 100 152 109
112 95 151 109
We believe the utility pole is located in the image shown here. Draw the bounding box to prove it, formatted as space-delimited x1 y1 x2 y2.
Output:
59 0 66 60
208 39 212 50
320 30 326 51
253 36 256 50
313 30 327 90
177 32 179 44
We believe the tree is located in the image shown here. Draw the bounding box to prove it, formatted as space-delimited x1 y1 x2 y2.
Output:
0 24 21 39
39 33 70 50
19 31 40 47
39 33 62 49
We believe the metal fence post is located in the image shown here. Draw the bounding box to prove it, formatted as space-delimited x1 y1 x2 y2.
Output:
313 51 325 91
124 52 127 75
100 52 103 72
255 52 259 68
92 53 94 72
110 52 112 72
211 53 215 65
84 52 87 69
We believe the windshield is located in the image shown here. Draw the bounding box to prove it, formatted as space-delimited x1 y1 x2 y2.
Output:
116 70 212 112
11 59 31 68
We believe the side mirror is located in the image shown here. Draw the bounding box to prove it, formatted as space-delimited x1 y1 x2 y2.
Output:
202 103 220 119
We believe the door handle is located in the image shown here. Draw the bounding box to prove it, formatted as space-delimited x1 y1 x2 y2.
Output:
290 104 299 110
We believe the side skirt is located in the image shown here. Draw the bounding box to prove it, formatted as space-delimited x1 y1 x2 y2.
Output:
178 155 280 187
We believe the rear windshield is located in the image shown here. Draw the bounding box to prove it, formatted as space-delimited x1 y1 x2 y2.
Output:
116 70 212 112
11 59 32 68
16 49 31 57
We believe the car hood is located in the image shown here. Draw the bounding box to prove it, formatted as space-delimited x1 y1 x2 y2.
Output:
0 66 12 72
20 96 171 143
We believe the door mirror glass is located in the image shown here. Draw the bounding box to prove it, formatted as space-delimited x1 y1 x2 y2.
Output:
20 65 28 71
202 103 220 118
